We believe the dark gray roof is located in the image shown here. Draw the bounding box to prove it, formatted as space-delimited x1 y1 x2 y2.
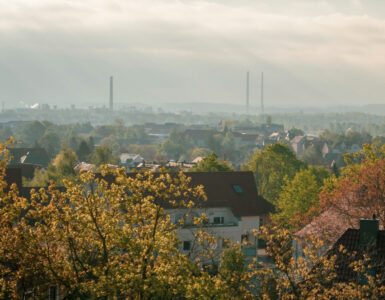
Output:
328 228 385 284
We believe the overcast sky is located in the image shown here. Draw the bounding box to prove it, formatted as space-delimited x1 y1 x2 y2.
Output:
0 0 385 109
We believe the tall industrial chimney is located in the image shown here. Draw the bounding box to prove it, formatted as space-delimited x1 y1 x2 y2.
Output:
246 71 250 115
109 76 113 111
261 72 264 115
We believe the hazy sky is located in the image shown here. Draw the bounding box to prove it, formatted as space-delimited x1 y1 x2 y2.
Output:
1 0 385 109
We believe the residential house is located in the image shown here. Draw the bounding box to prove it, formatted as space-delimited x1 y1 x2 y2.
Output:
233 125 264 135
100 170 274 263
144 122 182 135
164 171 274 263
263 123 284 135
326 217 385 285
233 123 284 136
182 129 216 148
7 147 50 179
290 136 306 156
8 147 50 167
294 207 384 259
268 132 287 142
74 162 97 172
119 153 144 169
292 216 385 291
232 132 258 147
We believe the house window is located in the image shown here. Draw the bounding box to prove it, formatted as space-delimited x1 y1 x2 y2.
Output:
241 234 249 243
183 241 191 251
172 214 183 225
213 216 224 224
260 217 264 226
48 286 58 300
232 185 243 195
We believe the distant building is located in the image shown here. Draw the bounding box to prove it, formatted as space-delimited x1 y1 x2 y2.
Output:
232 132 258 147
182 129 216 148
192 156 203 164
119 153 144 169
74 162 97 172
290 136 306 156
8 147 50 169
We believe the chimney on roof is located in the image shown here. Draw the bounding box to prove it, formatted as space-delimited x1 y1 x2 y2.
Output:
359 215 379 246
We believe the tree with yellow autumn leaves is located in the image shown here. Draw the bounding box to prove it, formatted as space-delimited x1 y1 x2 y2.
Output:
1 138 385 299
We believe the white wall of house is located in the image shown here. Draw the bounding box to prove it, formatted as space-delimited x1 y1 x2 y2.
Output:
167 207 260 262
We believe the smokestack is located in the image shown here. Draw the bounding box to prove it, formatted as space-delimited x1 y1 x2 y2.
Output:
261 72 264 115
109 76 113 111
246 71 249 115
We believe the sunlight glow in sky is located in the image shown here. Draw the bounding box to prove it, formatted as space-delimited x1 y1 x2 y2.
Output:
0 0 384 108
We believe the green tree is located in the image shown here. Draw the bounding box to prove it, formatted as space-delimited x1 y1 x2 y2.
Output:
273 167 330 231
161 140 184 160
39 131 61 158
161 128 192 161
100 135 120 155
218 245 250 298
190 147 211 161
243 143 305 204
372 136 385 148
220 132 238 162
76 140 92 161
91 144 119 166
15 120 46 146
191 153 234 172
62 135 82 152
266 115 272 126
288 127 305 140
30 148 78 186
301 145 325 166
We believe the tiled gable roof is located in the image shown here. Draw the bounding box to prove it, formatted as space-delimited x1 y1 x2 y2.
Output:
327 228 385 284
182 171 274 217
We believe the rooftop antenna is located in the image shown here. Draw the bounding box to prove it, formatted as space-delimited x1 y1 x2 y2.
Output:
246 71 250 115
109 76 113 111
261 72 264 116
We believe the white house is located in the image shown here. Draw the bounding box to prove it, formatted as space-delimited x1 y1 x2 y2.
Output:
119 153 144 169
164 171 274 264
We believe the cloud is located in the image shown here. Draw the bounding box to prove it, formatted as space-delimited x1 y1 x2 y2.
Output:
1 1 384 64
0 0 384 106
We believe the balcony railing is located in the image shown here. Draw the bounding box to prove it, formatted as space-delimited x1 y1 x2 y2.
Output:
242 246 257 257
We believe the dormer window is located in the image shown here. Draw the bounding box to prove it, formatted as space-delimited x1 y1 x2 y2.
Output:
213 216 224 224
232 184 243 195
